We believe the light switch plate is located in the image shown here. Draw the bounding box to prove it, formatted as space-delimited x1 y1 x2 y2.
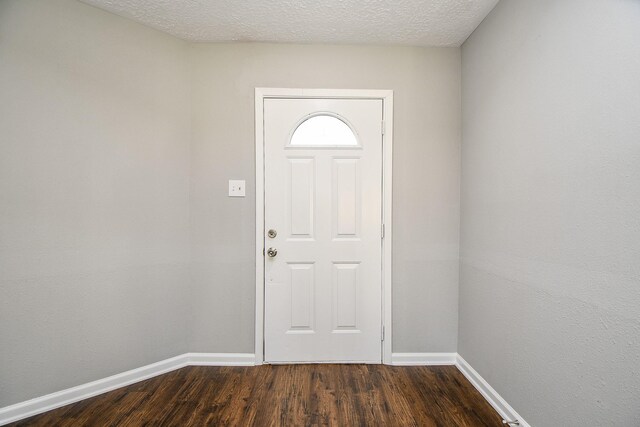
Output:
228 180 246 197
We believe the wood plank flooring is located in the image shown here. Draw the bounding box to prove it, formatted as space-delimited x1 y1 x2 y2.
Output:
10 365 504 426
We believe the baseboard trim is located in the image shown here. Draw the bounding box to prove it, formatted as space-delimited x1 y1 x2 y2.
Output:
390 353 529 426
1 352 528 427
186 352 256 366
391 352 457 366
0 353 256 426
455 355 530 427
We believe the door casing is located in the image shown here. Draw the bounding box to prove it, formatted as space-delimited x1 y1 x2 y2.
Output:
255 88 394 365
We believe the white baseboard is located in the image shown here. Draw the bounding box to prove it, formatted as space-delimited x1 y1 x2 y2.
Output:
391 352 457 366
455 355 530 427
0 353 255 426
186 352 256 366
1 352 528 427
391 353 529 427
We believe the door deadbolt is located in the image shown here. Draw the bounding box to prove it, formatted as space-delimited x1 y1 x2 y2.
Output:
266 247 278 258
267 229 277 238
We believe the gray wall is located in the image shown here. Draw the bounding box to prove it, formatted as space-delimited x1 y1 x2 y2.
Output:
459 1 640 425
0 0 191 407
1 1 462 406
189 43 462 353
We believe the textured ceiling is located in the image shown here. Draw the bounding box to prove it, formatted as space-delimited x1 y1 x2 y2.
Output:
79 0 499 47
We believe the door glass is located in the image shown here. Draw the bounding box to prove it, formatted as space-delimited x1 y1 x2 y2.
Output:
290 114 358 147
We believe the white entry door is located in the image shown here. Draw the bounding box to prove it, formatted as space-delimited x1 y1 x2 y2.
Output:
263 98 383 363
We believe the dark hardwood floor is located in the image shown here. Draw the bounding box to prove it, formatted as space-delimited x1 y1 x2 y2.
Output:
11 365 504 426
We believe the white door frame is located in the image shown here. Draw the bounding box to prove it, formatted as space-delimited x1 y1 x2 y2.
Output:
255 88 393 365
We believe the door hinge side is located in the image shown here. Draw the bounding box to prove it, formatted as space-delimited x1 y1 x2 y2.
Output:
381 224 385 239
382 325 385 341
381 120 386 135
